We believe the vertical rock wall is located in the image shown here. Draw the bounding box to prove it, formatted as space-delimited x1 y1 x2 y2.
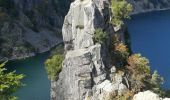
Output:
51 0 127 100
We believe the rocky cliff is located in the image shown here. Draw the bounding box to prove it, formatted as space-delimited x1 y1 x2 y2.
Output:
128 0 170 14
51 0 128 100
0 0 71 60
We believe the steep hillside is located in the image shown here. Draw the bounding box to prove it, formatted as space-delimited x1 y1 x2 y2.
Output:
128 0 170 14
0 0 71 60
1 0 170 60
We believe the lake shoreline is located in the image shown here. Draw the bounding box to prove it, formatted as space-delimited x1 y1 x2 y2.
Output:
131 7 170 15
0 42 63 62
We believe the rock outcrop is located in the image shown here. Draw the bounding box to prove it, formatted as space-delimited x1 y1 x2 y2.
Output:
51 0 127 100
133 91 170 100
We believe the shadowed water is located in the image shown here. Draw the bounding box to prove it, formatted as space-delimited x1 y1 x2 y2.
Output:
126 10 170 88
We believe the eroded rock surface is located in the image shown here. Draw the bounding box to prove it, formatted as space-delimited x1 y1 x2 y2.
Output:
51 0 170 100
51 0 127 100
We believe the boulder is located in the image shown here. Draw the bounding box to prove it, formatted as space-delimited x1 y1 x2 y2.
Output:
133 90 170 100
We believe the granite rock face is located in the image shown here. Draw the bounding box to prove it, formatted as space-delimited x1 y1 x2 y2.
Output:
133 91 170 100
62 0 110 50
51 0 127 100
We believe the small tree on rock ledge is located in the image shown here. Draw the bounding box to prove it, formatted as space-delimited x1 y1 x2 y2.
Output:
45 54 64 81
93 28 108 44
111 0 133 26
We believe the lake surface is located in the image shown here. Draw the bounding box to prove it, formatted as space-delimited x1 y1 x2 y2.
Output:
126 10 170 88
5 52 51 100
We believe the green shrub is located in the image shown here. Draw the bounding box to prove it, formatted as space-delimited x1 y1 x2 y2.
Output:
93 28 108 44
147 70 164 96
0 61 24 100
127 54 150 75
0 0 18 18
76 25 84 29
127 54 151 92
111 0 133 26
114 42 129 66
50 44 64 56
45 54 64 81
151 71 164 88
108 90 134 100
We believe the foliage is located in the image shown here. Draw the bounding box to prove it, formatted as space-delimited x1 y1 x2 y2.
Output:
146 70 164 96
52 0 71 16
0 39 35 57
76 25 84 29
111 0 133 26
93 28 108 44
113 42 129 67
0 22 35 57
115 43 129 59
45 54 64 81
52 0 59 13
127 54 150 75
126 54 164 95
0 61 24 100
127 54 151 92
50 44 64 57
111 37 164 97
150 71 164 89
109 90 134 100
0 10 9 23
0 0 18 18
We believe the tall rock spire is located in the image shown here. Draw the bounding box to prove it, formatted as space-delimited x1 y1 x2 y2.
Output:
51 0 127 100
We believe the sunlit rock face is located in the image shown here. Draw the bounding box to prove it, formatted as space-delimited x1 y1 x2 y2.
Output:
62 0 108 50
51 0 128 100
133 91 170 100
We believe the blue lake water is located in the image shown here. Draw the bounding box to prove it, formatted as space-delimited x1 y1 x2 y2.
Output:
5 52 51 100
126 10 170 88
